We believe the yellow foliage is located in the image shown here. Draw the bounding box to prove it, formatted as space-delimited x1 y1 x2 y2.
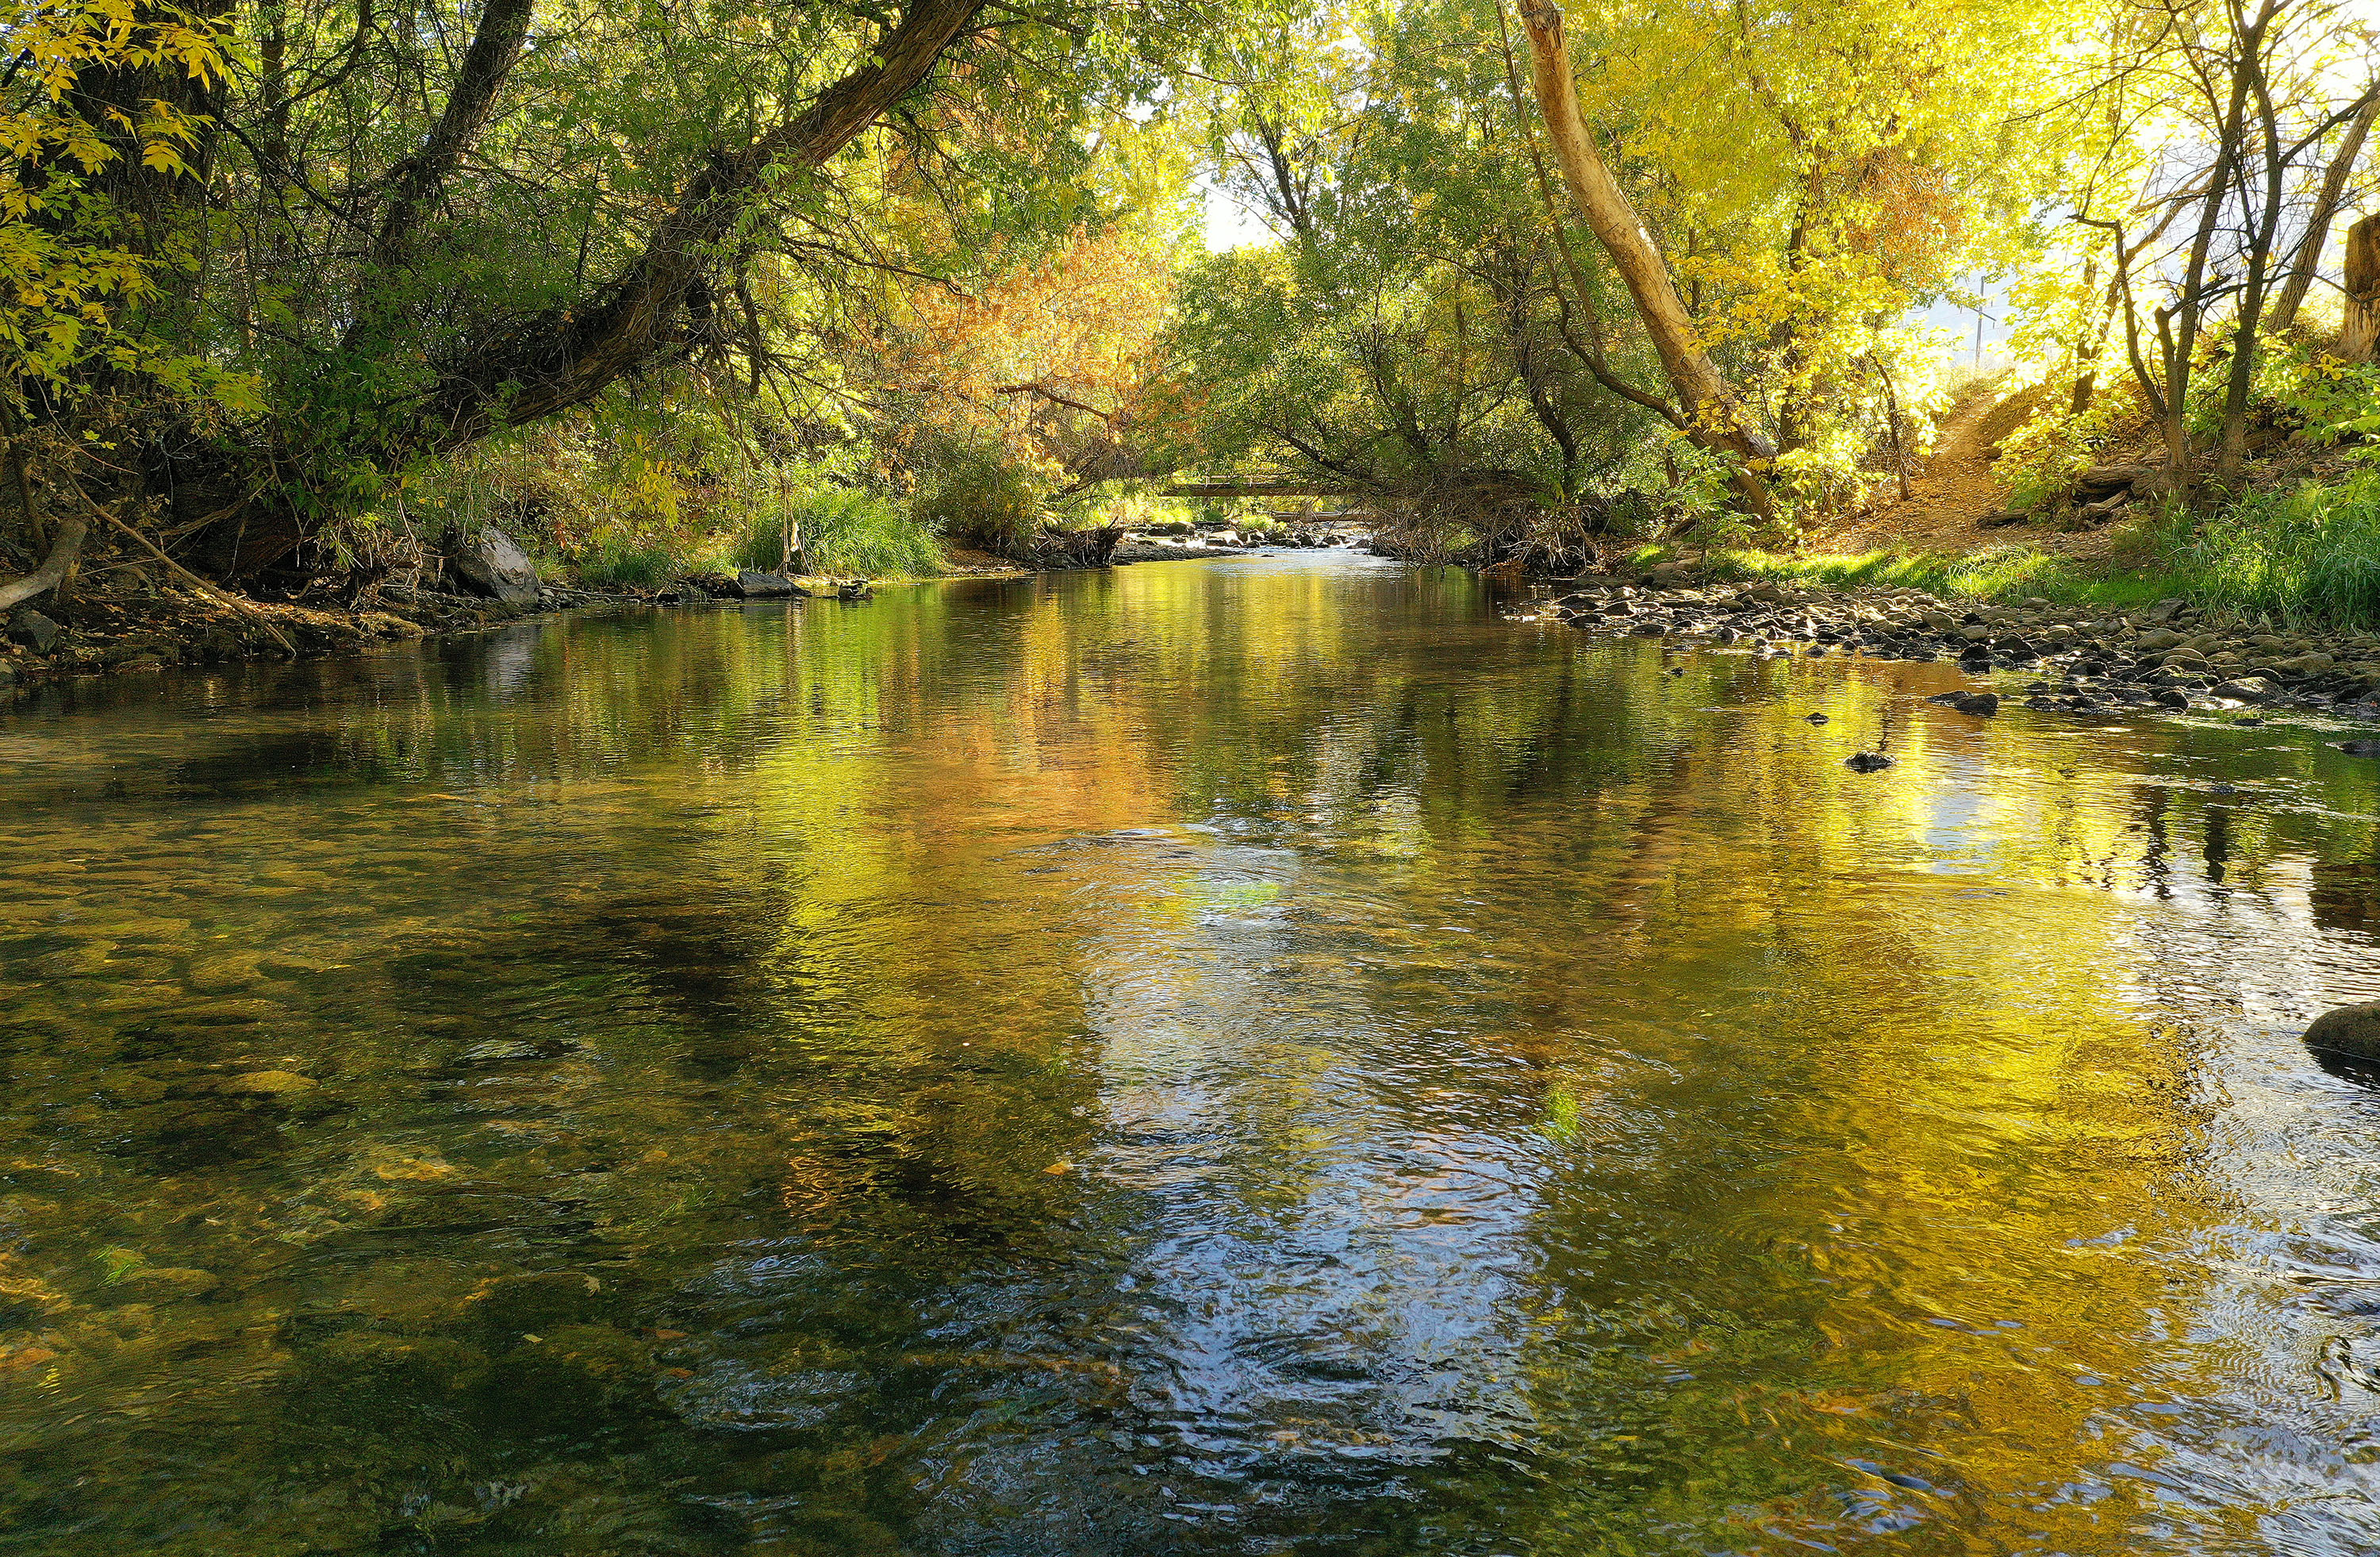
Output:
0 0 234 393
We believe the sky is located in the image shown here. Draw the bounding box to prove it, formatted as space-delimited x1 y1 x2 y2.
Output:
1201 181 1276 252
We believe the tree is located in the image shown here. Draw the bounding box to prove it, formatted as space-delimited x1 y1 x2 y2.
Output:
1513 0 1775 521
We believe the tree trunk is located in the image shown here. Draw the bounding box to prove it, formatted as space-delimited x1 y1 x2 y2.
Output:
192 0 987 577
2267 92 2378 336
1875 358 1912 502
2216 13 2287 490
2346 213 2380 360
361 0 539 274
2163 41 2254 494
1513 0 1775 521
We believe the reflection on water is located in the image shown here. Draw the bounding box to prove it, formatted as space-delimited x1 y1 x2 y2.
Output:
2 554 2380 1554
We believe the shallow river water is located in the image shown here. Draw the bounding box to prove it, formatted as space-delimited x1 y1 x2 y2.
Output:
5 553 2380 1555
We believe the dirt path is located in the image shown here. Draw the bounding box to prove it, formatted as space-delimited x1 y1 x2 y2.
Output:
1805 382 2024 554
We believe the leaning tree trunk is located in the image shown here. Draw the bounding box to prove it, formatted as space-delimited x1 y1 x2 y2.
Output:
1513 0 1775 521
0 517 86 614
182 0 988 579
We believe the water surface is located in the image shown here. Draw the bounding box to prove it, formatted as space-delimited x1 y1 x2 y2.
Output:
3 554 2380 1555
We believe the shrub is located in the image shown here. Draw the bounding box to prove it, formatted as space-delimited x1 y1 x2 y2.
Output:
908 436 1048 558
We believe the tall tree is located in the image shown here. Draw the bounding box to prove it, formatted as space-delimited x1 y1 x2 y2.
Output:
1512 0 1775 519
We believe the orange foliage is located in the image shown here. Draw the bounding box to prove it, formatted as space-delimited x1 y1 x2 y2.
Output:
863 226 1187 483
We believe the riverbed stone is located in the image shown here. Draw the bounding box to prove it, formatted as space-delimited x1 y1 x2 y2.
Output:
184 952 262 994
7 609 60 654
2306 1001 2380 1064
734 570 800 598
224 1070 317 1096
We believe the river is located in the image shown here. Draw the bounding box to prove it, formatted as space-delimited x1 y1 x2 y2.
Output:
2 552 2379 1555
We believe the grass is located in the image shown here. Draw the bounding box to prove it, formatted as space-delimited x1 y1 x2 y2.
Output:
732 486 945 579
570 539 685 590
1663 467 2380 629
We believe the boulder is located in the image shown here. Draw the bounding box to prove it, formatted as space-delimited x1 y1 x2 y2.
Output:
2213 677 2281 705
443 525 539 603
6 608 60 654
735 569 801 598
2305 1001 2380 1065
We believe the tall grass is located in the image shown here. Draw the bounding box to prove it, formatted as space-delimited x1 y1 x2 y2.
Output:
734 486 944 579
2172 471 2380 624
571 538 685 590
1694 472 2380 625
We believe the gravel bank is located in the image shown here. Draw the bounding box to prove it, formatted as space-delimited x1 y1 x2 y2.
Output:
1514 569 2380 722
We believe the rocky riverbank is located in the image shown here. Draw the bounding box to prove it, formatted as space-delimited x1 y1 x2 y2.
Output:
1514 567 2380 723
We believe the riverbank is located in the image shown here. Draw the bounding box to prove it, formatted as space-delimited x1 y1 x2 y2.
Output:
0 579 654 704
1518 567 2380 723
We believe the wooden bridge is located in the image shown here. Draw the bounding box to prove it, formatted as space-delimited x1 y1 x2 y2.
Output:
1160 477 1360 500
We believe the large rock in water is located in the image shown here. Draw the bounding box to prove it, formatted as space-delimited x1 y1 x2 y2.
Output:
2305 1001 2380 1065
443 525 539 603
735 569 800 598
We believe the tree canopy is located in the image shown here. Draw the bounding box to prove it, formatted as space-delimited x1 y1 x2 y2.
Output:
2 0 2376 585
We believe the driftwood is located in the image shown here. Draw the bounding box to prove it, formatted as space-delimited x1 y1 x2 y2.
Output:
67 482 297 654
1031 524 1123 567
0 515 86 614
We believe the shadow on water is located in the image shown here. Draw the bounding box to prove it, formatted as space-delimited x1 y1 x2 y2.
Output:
0 554 2378 1552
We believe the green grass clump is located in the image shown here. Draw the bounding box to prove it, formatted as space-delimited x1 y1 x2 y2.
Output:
1674 469 2380 627
2171 470 2380 624
571 539 687 590
735 486 944 579
1694 544 2159 608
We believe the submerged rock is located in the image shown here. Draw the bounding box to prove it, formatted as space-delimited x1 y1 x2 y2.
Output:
1845 751 1895 772
2306 1001 2380 1065
224 1070 317 1096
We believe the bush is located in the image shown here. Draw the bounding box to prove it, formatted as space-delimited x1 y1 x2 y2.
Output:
734 484 943 579
908 437 1047 558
